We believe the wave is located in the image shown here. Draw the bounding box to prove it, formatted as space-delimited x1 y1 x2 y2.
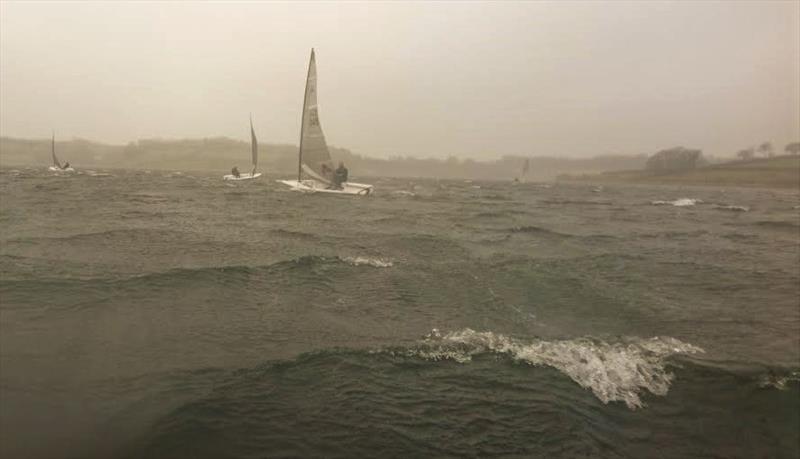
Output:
390 328 704 409
758 369 800 390
341 256 393 268
507 225 573 238
541 199 613 206
754 220 800 231
4 228 190 245
713 204 749 212
473 209 529 218
651 198 702 207
390 190 416 197
0 254 393 287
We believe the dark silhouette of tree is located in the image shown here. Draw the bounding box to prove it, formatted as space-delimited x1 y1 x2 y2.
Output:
645 146 704 173
785 142 800 156
757 141 774 158
737 147 755 161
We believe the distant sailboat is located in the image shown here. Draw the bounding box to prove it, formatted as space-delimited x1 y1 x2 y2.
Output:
48 133 74 172
223 116 262 181
278 49 373 195
514 158 529 183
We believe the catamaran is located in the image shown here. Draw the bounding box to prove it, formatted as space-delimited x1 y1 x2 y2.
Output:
278 49 373 195
224 116 262 181
48 133 74 172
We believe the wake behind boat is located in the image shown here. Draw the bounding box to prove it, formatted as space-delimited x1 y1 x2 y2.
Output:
48 133 74 172
278 49 373 195
224 116 262 181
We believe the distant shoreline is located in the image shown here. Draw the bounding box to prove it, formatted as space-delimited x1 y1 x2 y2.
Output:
558 155 800 189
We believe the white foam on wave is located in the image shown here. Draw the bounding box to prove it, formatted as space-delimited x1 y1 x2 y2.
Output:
651 198 702 207
401 328 703 409
341 256 393 268
758 370 800 390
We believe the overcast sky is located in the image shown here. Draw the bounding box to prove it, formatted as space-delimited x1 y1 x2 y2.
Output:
1 1 798 159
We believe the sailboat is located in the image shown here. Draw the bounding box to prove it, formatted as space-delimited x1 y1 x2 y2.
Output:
223 116 262 181
514 158 530 183
48 133 74 172
278 49 373 195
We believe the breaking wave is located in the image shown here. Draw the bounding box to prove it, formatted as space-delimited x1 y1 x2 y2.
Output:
758 369 800 390
651 198 702 207
390 328 704 409
341 256 393 268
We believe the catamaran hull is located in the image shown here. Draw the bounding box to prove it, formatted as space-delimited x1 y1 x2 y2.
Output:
223 172 262 181
277 179 373 195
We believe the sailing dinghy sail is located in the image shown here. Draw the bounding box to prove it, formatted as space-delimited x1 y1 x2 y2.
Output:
48 133 74 172
223 116 262 181
520 158 530 182
278 49 373 195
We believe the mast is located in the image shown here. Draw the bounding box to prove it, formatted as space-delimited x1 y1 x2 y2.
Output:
297 48 315 182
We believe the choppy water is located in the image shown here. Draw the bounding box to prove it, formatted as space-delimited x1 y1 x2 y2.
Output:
1 167 798 458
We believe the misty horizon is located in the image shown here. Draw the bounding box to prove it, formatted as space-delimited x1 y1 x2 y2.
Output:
1 1 798 161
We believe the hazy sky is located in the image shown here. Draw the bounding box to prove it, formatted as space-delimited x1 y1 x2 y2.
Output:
1 1 798 159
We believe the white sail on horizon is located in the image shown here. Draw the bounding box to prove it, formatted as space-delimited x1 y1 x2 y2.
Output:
51 133 62 168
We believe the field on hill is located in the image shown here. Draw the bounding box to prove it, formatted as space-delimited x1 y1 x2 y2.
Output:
560 155 800 189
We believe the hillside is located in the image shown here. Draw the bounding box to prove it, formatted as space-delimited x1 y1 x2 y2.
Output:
559 155 800 189
0 136 647 180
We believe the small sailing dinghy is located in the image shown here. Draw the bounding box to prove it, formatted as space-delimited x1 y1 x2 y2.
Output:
224 116 262 181
278 49 373 195
513 158 529 184
48 133 74 172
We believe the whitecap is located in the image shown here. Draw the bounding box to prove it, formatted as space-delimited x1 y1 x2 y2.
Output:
758 370 800 390
651 198 702 207
402 328 703 409
341 256 393 268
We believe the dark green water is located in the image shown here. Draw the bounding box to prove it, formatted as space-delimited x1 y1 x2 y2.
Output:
1 167 798 458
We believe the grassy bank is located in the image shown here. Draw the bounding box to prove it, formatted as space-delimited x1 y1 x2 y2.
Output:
559 155 800 189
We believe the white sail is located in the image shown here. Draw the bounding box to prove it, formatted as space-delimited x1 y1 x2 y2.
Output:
250 115 258 170
51 133 62 168
298 49 334 184
277 49 373 195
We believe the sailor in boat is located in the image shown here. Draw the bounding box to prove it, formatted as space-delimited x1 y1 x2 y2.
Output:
330 161 348 190
231 166 241 178
62 161 70 170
